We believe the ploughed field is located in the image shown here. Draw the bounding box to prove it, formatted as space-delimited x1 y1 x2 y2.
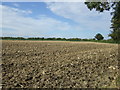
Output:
2 40 119 88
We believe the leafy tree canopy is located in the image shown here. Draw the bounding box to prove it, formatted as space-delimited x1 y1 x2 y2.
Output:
95 33 104 40
85 2 120 42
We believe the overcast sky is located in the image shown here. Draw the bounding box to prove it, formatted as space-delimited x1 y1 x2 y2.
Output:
1 2 112 39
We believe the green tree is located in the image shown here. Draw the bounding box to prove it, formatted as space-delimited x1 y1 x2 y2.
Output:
95 33 104 40
85 2 120 42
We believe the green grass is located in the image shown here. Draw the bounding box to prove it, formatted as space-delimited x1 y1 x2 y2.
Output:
1 38 119 44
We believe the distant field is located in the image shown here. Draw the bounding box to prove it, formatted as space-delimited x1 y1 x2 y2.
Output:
2 40 119 88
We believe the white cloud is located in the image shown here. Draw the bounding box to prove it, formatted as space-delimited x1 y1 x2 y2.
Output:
27 10 32 14
1 3 112 39
1 5 72 37
13 3 20 7
46 2 111 31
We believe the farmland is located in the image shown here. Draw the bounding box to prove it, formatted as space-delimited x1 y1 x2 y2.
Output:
2 40 119 88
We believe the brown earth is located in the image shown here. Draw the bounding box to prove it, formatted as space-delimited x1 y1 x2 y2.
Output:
1 40 119 88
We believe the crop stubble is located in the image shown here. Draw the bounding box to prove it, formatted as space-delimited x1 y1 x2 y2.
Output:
1 40 119 88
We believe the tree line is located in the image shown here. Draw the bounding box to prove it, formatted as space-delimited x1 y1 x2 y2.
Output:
1 33 119 43
1 37 93 41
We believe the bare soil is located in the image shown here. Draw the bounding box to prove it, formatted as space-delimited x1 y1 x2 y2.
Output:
1 40 119 88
